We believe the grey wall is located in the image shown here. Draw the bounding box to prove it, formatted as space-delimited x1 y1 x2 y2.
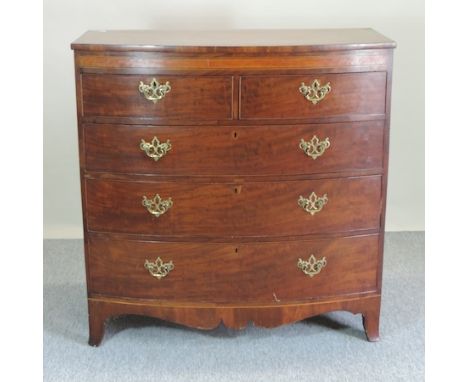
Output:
44 0 424 238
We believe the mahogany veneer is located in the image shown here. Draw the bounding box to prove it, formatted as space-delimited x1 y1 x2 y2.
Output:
82 74 234 120
71 29 395 346
240 72 386 120
88 234 379 301
84 121 385 175
85 176 382 237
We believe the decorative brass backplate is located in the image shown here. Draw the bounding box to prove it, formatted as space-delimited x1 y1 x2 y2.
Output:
297 254 327 278
138 78 171 103
299 79 331 105
144 257 174 279
140 136 172 161
298 192 328 215
142 194 173 217
299 136 331 160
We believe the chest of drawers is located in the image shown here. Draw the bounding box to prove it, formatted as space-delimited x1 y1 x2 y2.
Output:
71 29 395 346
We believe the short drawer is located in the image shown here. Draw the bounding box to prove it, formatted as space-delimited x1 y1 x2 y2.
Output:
87 234 379 302
84 121 384 175
85 176 382 237
240 72 386 120
81 74 233 121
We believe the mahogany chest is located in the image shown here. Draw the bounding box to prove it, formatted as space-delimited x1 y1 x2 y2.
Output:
71 29 395 346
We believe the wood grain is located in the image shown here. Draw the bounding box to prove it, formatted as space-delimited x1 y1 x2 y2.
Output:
71 29 396 53
84 121 384 176
75 50 391 72
240 72 386 120
87 294 382 346
85 176 382 237
87 234 379 301
81 74 233 120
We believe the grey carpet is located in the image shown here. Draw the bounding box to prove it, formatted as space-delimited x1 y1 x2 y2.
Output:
44 232 424 382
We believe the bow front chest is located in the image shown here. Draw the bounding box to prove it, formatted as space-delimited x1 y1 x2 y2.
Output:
71 29 395 346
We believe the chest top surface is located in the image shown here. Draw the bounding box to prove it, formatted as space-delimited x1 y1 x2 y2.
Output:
71 28 396 53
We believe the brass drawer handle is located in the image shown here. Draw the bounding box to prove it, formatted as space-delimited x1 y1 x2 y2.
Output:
144 257 174 279
298 192 328 215
299 136 331 159
138 78 171 103
142 194 173 217
299 79 331 105
297 255 327 278
140 136 172 161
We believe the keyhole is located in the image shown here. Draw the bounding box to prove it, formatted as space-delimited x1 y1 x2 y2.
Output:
234 247 238 254
234 186 242 194
232 131 238 139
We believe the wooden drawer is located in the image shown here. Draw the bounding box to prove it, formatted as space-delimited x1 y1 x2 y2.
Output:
84 121 384 175
240 72 386 120
87 234 379 302
81 74 233 120
85 176 382 237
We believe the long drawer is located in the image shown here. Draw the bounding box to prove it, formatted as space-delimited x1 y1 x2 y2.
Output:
84 121 384 176
87 234 379 302
85 176 382 237
240 72 386 120
81 74 233 120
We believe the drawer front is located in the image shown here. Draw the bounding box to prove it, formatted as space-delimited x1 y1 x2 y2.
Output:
87 234 379 302
85 176 382 236
84 121 384 175
81 74 233 120
240 72 386 120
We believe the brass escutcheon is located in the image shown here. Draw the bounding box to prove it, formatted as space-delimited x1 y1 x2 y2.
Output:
140 136 172 161
298 192 328 215
142 194 173 217
297 254 327 278
138 78 171 103
144 257 174 279
299 136 331 160
299 79 331 105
